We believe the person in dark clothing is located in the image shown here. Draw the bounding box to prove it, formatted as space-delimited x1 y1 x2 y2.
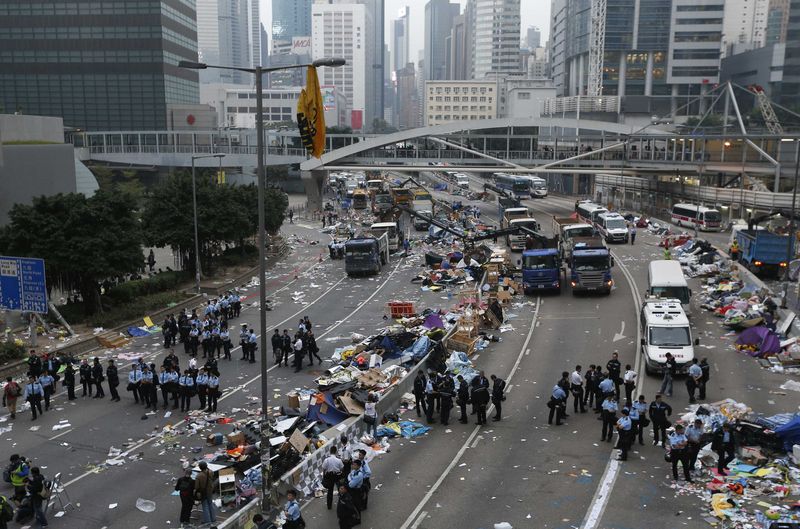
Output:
174 469 195 525
306 331 322 366
27 351 42 378
456 375 470 423
271 329 282 365
490 374 506 421
79 360 93 397
699 358 710 400
63 364 76 401
281 330 292 367
424 373 437 424
91 357 105 398
413 371 428 418
606 353 621 398
557 372 570 416
471 374 490 425
712 423 736 475
336 484 361 529
106 360 120 401
584 364 597 409
438 376 454 426
649 394 673 446
26 467 47 528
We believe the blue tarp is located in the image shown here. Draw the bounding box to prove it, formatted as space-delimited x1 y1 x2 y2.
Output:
376 421 432 439
306 392 350 426
379 336 398 355
127 327 150 337
402 335 431 360
775 414 800 452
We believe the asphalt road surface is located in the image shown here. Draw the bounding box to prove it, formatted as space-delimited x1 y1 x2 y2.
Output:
2 181 798 529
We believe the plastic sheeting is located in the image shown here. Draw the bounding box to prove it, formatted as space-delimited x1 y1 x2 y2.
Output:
775 415 800 452
402 335 432 360
306 392 350 426
735 326 781 356
376 420 431 439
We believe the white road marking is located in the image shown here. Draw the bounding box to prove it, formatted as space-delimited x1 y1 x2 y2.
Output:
48 428 73 441
397 298 541 529
581 457 622 529
410 511 428 529
612 320 626 342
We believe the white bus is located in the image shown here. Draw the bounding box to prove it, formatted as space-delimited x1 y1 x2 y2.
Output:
671 203 722 231
576 202 608 226
525 176 548 198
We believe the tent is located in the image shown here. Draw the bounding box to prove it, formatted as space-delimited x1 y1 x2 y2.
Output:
775 415 800 452
305 392 350 426
734 326 781 357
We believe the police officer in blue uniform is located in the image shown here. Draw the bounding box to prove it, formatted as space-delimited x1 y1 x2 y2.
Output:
668 424 692 482
616 408 632 460
601 394 618 442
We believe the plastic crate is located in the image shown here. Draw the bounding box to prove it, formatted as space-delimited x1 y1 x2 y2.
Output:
387 301 415 318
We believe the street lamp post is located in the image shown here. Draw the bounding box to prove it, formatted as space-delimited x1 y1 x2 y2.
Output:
782 141 800 308
180 57 345 513
190 153 225 294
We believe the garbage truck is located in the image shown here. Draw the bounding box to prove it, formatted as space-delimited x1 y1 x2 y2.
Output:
344 233 389 276
522 247 562 293
552 217 596 260
567 236 614 295
734 229 794 277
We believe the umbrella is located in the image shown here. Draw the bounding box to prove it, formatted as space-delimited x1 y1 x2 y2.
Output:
735 326 781 356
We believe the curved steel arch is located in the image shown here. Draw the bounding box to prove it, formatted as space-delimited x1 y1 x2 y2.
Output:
301 117 670 171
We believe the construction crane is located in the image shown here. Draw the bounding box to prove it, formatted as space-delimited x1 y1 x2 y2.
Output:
749 85 783 135
587 0 607 97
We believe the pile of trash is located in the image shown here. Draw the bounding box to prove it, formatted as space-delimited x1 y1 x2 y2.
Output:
671 238 726 277
664 399 800 527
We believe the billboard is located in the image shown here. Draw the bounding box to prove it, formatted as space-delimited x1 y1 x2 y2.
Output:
321 86 336 111
351 110 363 130
291 36 312 55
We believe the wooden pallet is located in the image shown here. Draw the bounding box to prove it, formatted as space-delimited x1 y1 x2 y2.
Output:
97 331 131 349
446 331 479 355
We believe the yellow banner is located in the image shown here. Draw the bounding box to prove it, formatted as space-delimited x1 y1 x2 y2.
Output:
296 66 326 158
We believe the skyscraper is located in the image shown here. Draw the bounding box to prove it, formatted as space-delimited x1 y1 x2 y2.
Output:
471 0 522 78
424 0 461 80
781 0 800 106
447 14 469 79
550 0 723 106
271 0 312 87
392 7 410 75
261 23 270 67
312 2 367 128
722 0 769 55
197 0 260 84
0 0 199 130
526 26 542 50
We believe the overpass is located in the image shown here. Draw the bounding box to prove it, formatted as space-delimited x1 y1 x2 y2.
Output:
73 117 798 210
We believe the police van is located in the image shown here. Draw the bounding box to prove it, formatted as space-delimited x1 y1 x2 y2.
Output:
640 298 698 376
596 212 629 243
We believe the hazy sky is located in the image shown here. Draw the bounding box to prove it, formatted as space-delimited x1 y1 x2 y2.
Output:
259 0 550 64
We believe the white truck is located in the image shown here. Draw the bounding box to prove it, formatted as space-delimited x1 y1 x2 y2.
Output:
640 297 698 376
552 217 596 260
507 217 541 251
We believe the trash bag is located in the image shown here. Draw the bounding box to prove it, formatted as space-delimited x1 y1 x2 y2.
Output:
136 498 156 513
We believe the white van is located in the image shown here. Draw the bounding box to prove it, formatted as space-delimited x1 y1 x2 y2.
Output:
647 260 691 315
456 174 470 189
640 298 698 376
596 212 629 243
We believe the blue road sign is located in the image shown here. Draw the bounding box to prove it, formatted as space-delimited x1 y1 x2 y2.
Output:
0 256 48 313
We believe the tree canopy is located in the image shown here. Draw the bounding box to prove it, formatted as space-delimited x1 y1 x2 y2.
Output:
0 189 144 315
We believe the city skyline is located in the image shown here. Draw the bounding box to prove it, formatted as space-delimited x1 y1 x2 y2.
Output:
259 0 548 70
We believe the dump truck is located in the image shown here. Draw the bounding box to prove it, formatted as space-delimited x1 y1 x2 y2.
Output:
522 247 561 293
567 236 614 295
552 217 596 260
734 229 794 276
389 187 414 207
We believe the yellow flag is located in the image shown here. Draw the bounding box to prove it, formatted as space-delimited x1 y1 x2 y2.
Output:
296 66 326 158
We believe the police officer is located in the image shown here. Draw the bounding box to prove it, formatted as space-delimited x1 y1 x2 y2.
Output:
248 329 258 363
699 358 710 400
490 374 506 421
188 325 200 357
92 357 105 398
356 449 372 510
424 373 437 424
206 371 220 413
23 375 44 420
413 371 428 418
146 363 159 411
548 383 566 426
159 366 172 408
669 424 692 482
211 325 222 358
649 394 673 447
201 328 212 358
686 358 703 403
196 368 209 410
438 375 454 426
239 324 250 360
63 363 76 401
140 365 153 408
231 292 241 318
713 423 736 475
597 374 615 413
631 395 648 445
106 359 120 402
570 365 587 413
472 373 490 426
179 370 195 412
601 394 618 442
616 408 632 461
221 326 232 360
456 375 470 424
584 364 597 410
79 359 93 397
39 370 54 411
347 459 365 511
271 329 282 365
622 364 637 404
686 418 704 475
128 363 143 403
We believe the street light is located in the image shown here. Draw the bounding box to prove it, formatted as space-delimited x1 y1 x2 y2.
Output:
190 154 225 294
180 57 345 511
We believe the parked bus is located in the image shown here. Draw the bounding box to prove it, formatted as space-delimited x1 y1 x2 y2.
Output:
494 173 530 199
352 189 369 210
576 202 609 226
671 203 722 231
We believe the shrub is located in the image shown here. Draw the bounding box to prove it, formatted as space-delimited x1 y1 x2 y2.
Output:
106 271 189 303
0 340 26 363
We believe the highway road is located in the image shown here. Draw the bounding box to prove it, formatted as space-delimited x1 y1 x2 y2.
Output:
2 179 798 529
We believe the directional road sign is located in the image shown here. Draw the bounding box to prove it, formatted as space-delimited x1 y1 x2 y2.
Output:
0 256 48 313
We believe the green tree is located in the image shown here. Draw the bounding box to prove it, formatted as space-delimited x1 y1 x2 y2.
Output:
233 184 289 235
0 190 144 315
371 118 398 134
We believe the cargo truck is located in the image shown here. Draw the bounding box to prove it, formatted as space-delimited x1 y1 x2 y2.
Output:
522 248 561 293
552 217 596 260
567 236 614 295
734 229 794 276
344 233 389 276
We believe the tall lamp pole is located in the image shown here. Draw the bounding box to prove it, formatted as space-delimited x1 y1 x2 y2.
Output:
783 140 800 308
180 57 345 512
190 153 225 294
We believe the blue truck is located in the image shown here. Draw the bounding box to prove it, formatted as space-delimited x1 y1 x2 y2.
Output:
522 248 562 293
734 229 794 277
568 236 614 295
344 234 389 276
